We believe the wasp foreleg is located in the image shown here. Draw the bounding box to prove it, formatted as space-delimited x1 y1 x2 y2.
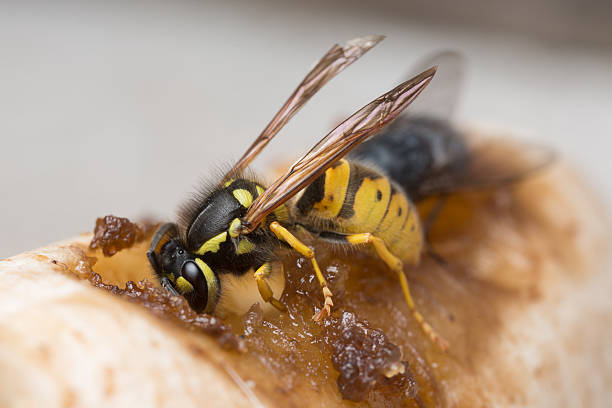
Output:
269 221 333 321
160 277 180 296
254 262 286 312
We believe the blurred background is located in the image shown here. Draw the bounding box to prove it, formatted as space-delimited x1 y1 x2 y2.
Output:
1 0 611 258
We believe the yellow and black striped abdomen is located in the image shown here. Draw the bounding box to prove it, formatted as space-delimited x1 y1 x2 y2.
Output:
296 159 423 265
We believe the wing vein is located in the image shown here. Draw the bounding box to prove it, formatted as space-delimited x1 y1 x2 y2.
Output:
240 66 437 233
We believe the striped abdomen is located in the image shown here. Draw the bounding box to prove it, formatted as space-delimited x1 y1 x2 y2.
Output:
295 159 423 264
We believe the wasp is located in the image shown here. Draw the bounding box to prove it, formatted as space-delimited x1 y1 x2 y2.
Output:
147 36 551 351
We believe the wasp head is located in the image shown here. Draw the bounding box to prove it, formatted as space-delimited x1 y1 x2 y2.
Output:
147 223 219 313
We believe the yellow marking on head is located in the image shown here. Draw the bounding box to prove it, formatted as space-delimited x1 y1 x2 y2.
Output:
195 231 227 255
175 276 194 294
233 189 253 208
312 159 350 218
229 218 241 238
223 178 235 187
165 273 176 283
256 185 265 196
236 238 256 255
195 258 219 312
343 176 391 232
273 204 290 223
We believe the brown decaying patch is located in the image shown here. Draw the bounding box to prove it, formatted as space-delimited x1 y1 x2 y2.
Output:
52 231 246 352
85 267 246 353
324 312 417 403
89 215 147 257
69 163 602 406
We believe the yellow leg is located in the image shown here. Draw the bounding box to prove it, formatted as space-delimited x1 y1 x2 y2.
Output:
254 262 286 312
346 233 449 351
269 221 333 321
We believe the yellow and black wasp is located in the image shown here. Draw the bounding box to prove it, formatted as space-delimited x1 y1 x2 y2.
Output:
147 36 551 351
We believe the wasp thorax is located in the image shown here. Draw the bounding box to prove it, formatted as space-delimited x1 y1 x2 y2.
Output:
186 189 246 253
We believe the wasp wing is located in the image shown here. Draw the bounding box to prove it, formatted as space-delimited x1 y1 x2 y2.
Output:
414 137 555 199
402 51 465 121
349 51 552 200
401 51 553 196
226 35 385 178
240 67 437 233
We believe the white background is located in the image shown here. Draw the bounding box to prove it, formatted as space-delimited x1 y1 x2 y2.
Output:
1 1 611 258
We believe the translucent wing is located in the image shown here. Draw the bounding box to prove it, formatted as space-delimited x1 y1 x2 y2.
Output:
240 67 437 233
349 51 552 200
404 52 553 196
226 35 385 178
415 137 555 198
404 51 464 121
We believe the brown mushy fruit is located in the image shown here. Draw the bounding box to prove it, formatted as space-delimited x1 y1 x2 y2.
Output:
90 215 145 256
324 311 415 403
2 159 604 406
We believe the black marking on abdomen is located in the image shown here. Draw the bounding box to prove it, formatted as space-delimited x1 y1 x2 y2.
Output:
296 172 326 214
337 162 383 220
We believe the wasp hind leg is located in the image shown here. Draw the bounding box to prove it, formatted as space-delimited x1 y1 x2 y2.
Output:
335 232 449 351
254 262 286 312
269 221 333 321
423 195 447 242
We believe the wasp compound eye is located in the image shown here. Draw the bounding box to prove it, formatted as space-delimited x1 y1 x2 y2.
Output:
180 260 219 314
181 260 200 282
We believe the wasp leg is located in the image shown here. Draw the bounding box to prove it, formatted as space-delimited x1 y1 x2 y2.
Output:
345 233 449 351
160 277 180 296
254 262 286 312
423 196 447 241
422 198 454 275
269 221 333 321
